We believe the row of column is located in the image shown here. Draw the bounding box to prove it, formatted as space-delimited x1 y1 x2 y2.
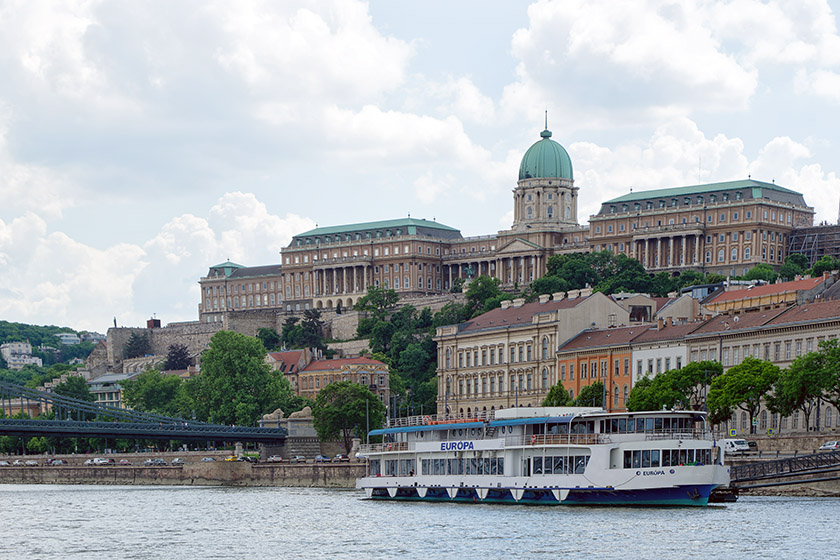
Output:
313 265 371 296
445 255 543 287
633 234 701 269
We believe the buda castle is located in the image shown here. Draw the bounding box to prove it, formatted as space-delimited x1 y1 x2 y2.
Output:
199 127 815 323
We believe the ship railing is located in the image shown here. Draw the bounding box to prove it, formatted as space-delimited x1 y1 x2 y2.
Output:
507 433 604 447
360 442 410 454
387 409 496 428
644 430 712 441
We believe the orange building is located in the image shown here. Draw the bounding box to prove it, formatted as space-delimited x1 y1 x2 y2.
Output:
556 325 648 412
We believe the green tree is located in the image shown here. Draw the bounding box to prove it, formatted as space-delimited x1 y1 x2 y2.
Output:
811 338 840 413
164 343 192 370
626 361 722 412
779 254 809 281
707 357 779 432
188 331 292 426
465 275 504 317
354 286 399 317
542 383 573 406
123 332 152 359
742 263 778 283
53 375 95 403
767 352 828 429
53 375 95 421
313 381 385 453
574 381 604 407
122 369 189 416
812 255 840 277
256 328 281 351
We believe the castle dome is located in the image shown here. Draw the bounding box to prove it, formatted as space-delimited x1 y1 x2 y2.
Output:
518 128 573 181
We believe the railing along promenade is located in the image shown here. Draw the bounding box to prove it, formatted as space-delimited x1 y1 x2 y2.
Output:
730 449 840 487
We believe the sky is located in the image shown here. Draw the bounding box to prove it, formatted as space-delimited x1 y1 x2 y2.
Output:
2 0 840 333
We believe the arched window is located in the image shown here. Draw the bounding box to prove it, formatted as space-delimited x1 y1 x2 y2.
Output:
623 385 629 404
614 386 619 406
526 207 533 219
717 249 725 262
445 349 451 369
760 410 767 430
547 206 554 218
542 337 549 360
740 412 747 431
541 368 548 389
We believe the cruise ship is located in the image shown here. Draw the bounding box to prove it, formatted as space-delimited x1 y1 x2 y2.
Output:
356 407 730 506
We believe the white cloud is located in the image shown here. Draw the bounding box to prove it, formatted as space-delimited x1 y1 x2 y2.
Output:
572 118 837 223
0 192 315 331
501 0 758 125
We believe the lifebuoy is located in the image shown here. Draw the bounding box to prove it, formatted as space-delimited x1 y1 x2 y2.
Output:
531 435 537 444
388 443 393 451
423 416 432 425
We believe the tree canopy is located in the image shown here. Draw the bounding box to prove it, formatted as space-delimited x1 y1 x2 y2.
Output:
163 343 192 370
122 369 190 417
313 381 385 452
189 331 293 426
256 328 281 351
123 332 152 359
354 286 399 317
626 361 722 412
542 383 573 406
707 357 780 431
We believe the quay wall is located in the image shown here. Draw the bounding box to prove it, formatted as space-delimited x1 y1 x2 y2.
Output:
0 462 365 488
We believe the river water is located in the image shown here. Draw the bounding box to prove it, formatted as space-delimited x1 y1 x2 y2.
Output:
0 484 834 559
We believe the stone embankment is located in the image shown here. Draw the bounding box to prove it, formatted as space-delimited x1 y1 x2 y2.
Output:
0 455 365 488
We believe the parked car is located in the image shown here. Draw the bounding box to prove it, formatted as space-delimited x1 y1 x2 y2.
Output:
819 441 840 450
332 454 350 463
747 441 758 452
24 460 39 467
266 455 285 463
0 461 9 467
290 456 306 463
118 459 132 465
201 457 216 462
171 458 185 466
314 455 331 463
224 455 239 462
48 459 66 466
92 458 114 466
143 458 167 466
12 460 23 466
83 459 94 466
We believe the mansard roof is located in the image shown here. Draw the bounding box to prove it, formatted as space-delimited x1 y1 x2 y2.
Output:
293 217 461 240
597 179 810 216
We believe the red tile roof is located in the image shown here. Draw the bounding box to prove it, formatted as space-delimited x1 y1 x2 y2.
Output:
631 321 703 343
706 276 826 304
559 325 649 351
688 307 788 335
765 299 840 326
301 357 387 372
461 297 590 333
267 350 304 373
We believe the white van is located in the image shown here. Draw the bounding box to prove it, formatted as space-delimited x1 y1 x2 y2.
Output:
724 439 750 454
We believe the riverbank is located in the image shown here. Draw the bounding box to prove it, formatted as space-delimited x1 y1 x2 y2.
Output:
0 455 365 488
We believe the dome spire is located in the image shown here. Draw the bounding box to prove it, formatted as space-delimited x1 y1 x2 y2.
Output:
541 109 552 139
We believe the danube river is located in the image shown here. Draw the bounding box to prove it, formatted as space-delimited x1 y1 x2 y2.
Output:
0 484 834 559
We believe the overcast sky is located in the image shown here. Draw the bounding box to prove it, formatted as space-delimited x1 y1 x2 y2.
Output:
2 0 840 332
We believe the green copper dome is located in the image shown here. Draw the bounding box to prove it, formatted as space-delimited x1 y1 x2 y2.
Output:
518 129 573 181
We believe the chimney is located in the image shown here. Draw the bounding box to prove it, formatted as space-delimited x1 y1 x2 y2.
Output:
666 317 673 327
512 298 526 307
538 294 550 304
500 300 512 309
579 287 593 297
552 292 566 301
656 317 664 330
568 289 580 299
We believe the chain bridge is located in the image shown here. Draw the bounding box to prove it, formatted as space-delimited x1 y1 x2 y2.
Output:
0 381 286 444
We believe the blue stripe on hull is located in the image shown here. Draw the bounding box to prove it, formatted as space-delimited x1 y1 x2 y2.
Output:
367 485 716 507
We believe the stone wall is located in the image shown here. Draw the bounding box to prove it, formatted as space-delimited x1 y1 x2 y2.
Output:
107 322 223 372
328 339 371 358
330 310 363 340
0 461 364 488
